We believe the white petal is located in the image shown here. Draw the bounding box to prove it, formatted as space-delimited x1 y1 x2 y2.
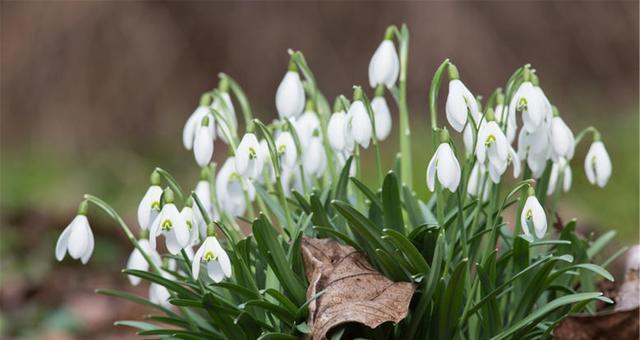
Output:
371 97 392 141
126 247 148 285
55 223 72 261
210 238 232 277
445 80 468 132
137 185 163 230
563 166 572 192
235 133 260 178
463 125 475 155
275 132 297 169
80 221 94 264
509 146 521 178
276 71 305 119
593 142 612 187
547 162 559 196
436 144 461 192
327 111 347 151
349 101 372 148
194 125 214 168
67 215 90 260
191 240 206 280
520 199 532 237
368 40 399 88
207 260 225 282
426 150 437 192
183 107 209 150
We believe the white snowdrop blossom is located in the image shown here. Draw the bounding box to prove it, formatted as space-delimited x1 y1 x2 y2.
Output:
137 184 163 230
295 111 321 149
547 157 572 195
550 116 575 161
368 40 399 88
445 77 480 132
510 81 546 133
494 103 517 144
181 206 199 245
371 96 392 141
192 236 232 282
193 115 214 168
216 157 255 217
518 124 552 178
212 92 237 144
276 70 305 119
235 133 264 179
426 142 461 192
149 193 190 255
327 111 348 152
467 163 490 201
183 105 213 150
275 131 297 169
520 193 547 239
347 100 372 149
303 137 327 178
584 140 612 188
55 209 94 264
149 277 172 308
126 239 161 286
476 120 509 183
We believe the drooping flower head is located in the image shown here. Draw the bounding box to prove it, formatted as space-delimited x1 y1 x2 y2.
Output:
193 115 214 168
520 186 547 239
216 157 255 217
183 93 214 151
126 237 161 286
235 133 264 180
445 63 480 133
137 170 163 230
275 131 297 170
426 129 461 192
475 109 510 183
584 137 612 188
149 188 190 255
345 88 372 150
192 229 232 283
368 31 399 89
276 61 305 119
509 69 548 133
55 201 95 264
371 86 392 141
549 107 575 161
547 157 572 196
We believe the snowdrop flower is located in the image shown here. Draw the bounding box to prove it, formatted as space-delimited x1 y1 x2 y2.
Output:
149 280 172 308
547 157 572 195
212 87 237 145
193 115 214 168
584 139 611 188
518 124 552 178
276 63 305 119
137 171 163 230
149 188 190 255
275 131 297 169
295 109 321 148
346 98 372 149
445 63 480 132
509 71 546 133
371 92 392 141
549 111 575 161
192 235 232 282
55 201 94 264
475 110 509 183
183 94 214 150
520 187 547 239
426 130 461 192
126 238 161 286
181 201 199 245
368 37 399 88
303 137 327 178
327 110 348 152
216 157 255 217
235 133 264 179
467 163 489 201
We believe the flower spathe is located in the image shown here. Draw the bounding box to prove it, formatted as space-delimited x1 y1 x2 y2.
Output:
126 239 161 286
235 133 264 179
149 200 190 255
368 40 399 88
521 194 547 239
55 214 94 264
371 96 392 141
426 142 461 192
192 236 232 282
584 141 612 188
275 71 305 119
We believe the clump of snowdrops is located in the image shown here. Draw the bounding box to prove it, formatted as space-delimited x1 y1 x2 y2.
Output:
55 24 621 339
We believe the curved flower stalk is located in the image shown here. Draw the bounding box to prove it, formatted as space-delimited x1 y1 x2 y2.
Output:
55 201 94 264
126 238 161 286
584 139 612 188
445 63 480 133
368 35 399 89
149 188 190 255
276 61 305 119
212 86 238 145
520 186 547 239
192 225 232 283
426 129 461 192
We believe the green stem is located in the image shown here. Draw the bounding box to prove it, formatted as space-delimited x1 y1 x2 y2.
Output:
397 25 412 187
362 91 384 184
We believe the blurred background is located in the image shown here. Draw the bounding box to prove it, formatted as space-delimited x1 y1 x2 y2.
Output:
1 1 638 339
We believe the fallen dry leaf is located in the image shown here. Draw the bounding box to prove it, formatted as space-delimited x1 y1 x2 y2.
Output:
301 237 415 340
555 248 640 340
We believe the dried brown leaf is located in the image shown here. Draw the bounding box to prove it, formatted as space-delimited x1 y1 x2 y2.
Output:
301 237 415 340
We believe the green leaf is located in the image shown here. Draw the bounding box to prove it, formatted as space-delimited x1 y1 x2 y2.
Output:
382 229 430 274
381 171 405 233
202 293 247 340
97 289 180 318
113 320 160 331
263 288 299 317
350 177 382 210
491 293 607 340
241 300 295 326
312 226 363 251
331 200 389 254
335 157 354 202
257 332 299 340
121 270 199 300
291 190 312 214
255 185 287 227
438 259 468 340
587 230 616 259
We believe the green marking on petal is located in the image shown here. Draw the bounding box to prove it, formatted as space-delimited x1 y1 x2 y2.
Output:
203 250 217 262
161 219 173 232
